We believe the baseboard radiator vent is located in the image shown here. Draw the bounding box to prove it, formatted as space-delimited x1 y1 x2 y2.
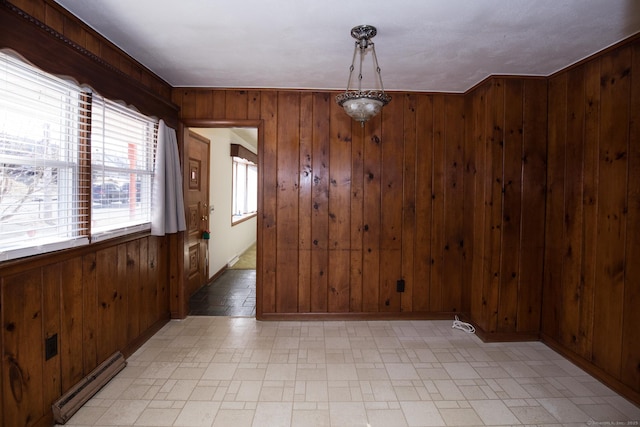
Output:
52 351 127 424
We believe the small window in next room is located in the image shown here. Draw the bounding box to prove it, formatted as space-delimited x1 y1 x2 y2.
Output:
231 144 257 225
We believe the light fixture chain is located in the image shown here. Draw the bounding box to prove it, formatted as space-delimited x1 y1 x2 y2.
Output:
345 43 358 91
357 40 364 92
371 44 386 94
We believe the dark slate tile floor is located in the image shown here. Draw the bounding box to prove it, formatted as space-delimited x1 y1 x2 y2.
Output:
189 269 256 316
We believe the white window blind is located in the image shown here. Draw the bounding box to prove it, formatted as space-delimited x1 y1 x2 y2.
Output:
90 96 157 240
232 157 257 224
0 52 90 260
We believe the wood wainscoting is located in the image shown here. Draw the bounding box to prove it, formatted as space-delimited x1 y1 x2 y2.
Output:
0 234 172 427
542 37 640 401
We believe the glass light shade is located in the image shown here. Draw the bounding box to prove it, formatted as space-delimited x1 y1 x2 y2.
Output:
342 97 384 124
336 90 391 125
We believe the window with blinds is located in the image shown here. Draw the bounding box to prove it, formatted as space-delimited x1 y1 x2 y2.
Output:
0 52 90 260
0 51 159 260
232 156 257 225
90 97 156 240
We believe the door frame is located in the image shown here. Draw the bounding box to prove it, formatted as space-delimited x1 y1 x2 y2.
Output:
174 119 263 319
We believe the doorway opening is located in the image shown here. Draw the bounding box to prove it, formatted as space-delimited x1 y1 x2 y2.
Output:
183 121 261 317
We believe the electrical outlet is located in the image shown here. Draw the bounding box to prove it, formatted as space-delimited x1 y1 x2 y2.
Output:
396 279 405 293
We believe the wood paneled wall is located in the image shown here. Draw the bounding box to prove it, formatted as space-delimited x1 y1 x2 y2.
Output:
172 89 469 317
464 78 548 338
2 2 179 425
1 235 170 427
542 38 640 397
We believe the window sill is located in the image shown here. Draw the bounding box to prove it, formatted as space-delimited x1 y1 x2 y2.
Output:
232 212 257 226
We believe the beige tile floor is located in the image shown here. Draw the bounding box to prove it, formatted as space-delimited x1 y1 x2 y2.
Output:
59 317 640 427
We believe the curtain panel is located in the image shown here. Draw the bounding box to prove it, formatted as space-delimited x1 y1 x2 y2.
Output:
151 120 186 235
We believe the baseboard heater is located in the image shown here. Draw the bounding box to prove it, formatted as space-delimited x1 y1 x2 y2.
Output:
52 351 127 424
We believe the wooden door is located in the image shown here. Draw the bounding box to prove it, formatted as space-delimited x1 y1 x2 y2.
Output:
184 129 210 298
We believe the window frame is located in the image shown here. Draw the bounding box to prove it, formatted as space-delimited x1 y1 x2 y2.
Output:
0 51 159 261
231 144 258 226
89 95 157 242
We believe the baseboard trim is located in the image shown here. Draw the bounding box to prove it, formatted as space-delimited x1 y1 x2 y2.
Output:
209 265 228 283
258 311 460 321
455 313 540 342
540 333 640 407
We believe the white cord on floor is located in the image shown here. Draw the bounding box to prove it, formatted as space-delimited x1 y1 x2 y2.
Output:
452 315 476 334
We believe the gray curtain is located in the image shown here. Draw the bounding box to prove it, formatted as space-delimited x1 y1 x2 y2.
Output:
151 120 186 235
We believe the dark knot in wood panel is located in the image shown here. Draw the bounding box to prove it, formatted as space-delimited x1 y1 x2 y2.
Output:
9 357 24 403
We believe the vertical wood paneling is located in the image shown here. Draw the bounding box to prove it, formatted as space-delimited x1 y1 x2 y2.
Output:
275 91 300 313
402 94 417 312
430 95 446 311
42 264 61 413
195 90 213 119
413 95 434 312
350 121 365 312
260 91 278 314
226 90 249 119
577 60 599 359
82 253 98 373
621 41 640 391
465 78 547 335
362 116 382 312
44 2 63 33
96 246 125 363
379 96 404 312
180 90 197 120
559 67 585 350
591 47 630 376
139 237 152 332
63 18 85 49
442 96 465 313
248 91 261 120
151 237 168 323
469 86 487 327
541 39 640 400
311 93 330 312
483 80 505 333
328 100 352 312
212 91 227 118
461 94 476 314
12 0 44 19
542 74 567 338
298 93 313 312
498 80 523 332
1 235 171 427
60 258 84 390
126 240 141 341
2 270 44 427
517 79 547 333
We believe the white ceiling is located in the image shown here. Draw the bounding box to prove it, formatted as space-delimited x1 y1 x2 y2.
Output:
54 0 640 93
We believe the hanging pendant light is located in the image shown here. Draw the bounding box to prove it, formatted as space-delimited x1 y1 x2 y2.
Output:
335 25 391 126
